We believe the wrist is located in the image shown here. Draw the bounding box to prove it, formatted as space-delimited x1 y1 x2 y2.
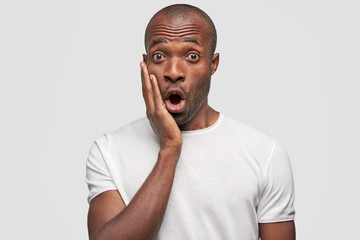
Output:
161 140 182 152
159 146 182 160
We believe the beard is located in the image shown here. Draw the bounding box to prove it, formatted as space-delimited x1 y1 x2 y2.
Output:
170 78 211 127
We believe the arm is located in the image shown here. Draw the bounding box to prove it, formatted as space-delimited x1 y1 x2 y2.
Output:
87 62 182 240
258 140 296 240
259 221 296 240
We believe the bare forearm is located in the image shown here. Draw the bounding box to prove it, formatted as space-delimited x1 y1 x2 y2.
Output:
259 221 296 240
92 148 180 240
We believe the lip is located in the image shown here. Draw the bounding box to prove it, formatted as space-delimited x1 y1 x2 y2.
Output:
164 88 186 113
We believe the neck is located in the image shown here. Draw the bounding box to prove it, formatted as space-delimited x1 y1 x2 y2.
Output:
179 100 219 131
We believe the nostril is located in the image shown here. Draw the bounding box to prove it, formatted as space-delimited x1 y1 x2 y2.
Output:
176 76 184 82
164 76 185 83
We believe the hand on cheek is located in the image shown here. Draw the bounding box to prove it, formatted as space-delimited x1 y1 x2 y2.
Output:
140 62 182 151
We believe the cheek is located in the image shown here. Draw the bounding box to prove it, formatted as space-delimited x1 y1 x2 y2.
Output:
186 60 211 76
147 64 165 83
187 72 211 100
186 65 211 87
147 63 161 77
149 67 168 95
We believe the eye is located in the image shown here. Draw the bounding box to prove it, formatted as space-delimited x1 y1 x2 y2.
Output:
152 53 165 62
186 52 200 62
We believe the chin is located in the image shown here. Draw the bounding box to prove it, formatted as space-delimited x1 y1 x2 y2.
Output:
171 112 189 126
173 111 199 127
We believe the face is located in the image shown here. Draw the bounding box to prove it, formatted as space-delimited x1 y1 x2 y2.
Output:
144 12 219 126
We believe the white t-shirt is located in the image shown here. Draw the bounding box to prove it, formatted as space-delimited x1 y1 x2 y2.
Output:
86 113 295 239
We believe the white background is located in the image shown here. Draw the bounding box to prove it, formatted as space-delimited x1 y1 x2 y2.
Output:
1 0 359 239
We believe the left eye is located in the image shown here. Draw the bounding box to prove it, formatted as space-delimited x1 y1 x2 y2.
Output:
187 53 200 61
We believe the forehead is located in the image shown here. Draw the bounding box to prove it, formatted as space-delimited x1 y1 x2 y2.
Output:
146 12 211 50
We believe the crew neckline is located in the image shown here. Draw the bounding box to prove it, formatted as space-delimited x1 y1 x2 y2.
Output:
181 113 223 136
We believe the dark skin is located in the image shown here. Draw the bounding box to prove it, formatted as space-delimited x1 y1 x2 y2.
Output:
144 12 220 130
87 11 295 240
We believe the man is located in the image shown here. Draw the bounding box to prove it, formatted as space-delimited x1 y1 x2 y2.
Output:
86 4 295 240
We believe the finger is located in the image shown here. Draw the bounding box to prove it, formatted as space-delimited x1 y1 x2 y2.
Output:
150 74 164 110
140 62 155 111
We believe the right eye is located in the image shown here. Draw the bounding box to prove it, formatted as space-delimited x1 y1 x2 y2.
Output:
152 53 165 62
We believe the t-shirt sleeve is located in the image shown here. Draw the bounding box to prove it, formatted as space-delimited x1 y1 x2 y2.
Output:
85 134 117 203
257 139 295 223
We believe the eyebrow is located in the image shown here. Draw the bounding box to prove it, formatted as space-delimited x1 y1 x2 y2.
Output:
149 38 201 49
183 39 200 45
150 39 167 48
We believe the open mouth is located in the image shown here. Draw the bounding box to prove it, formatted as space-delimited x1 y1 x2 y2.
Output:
164 89 186 113
169 94 181 105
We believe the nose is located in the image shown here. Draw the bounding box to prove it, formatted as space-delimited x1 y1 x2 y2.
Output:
163 59 185 83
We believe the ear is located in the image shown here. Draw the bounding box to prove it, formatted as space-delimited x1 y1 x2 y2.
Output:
210 53 220 75
142 54 148 63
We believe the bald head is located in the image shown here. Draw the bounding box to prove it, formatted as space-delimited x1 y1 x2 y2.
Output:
144 4 217 57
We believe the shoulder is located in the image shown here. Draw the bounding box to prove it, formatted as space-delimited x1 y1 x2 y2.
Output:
108 117 151 138
221 114 275 149
99 117 158 150
219 114 282 174
91 117 147 143
110 117 149 135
